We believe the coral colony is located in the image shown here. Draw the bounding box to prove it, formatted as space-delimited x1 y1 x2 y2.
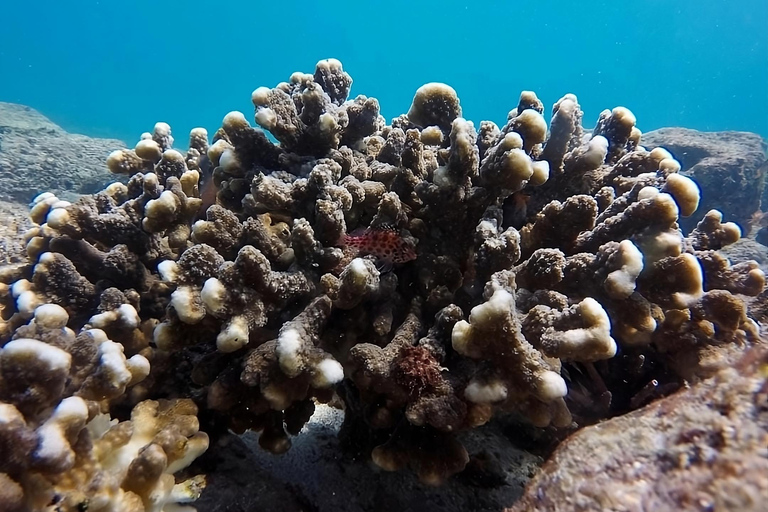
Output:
0 58 763 510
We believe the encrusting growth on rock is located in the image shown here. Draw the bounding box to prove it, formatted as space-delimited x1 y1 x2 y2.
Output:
0 57 764 498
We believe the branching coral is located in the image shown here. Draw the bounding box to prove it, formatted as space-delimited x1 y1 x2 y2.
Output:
0 58 763 491
0 307 206 511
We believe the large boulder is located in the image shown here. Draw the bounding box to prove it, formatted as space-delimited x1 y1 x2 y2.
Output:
507 344 768 512
0 102 126 204
640 128 767 233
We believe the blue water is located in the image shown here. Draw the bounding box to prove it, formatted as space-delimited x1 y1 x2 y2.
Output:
1 0 766 145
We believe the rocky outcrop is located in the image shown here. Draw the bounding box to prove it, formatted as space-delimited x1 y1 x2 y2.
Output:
507 344 768 512
0 202 30 266
641 128 767 233
0 102 125 204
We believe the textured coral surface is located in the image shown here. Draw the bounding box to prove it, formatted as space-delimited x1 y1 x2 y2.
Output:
1 58 765 508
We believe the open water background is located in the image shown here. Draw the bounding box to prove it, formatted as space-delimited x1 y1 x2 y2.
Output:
1 0 766 143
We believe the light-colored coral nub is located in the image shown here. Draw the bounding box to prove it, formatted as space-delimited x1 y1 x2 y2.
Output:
464 380 508 403
34 396 89 468
312 358 345 388
50 200 71 210
504 149 534 183
536 370 568 401
145 190 179 219
349 258 368 278
153 321 174 351
0 403 24 424
134 139 163 161
516 109 548 145
412 83 457 102
654 192 680 224
476 220 498 238
611 106 636 128
162 149 185 164
664 173 700 217
11 279 32 298
453 290 515 357
529 160 550 186
223 111 249 130
604 240 644 299
46 208 70 230
84 328 109 344
420 126 443 146
98 340 133 389
143 172 159 189
190 127 208 139
126 354 151 385
670 253 705 308
118 304 139 329
207 139 234 167
407 82 461 127
562 298 617 359
472 289 514 325
276 328 302 376
106 150 126 173
33 192 55 204
201 278 227 315
316 57 342 71
318 112 337 133
171 286 205 324
583 135 609 168
154 122 172 137
105 182 128 198
219 149 240 173
88 304 139 330
34 303 69 329
217 315 250 353
16 290 40 316
658 158 682 173
157 260 180 282
451 320 472 356
501 132 523 151
251 86 271 107
649 147 673 164
29 195 58 224
1 337 72 372
637 186 659 202
555 95 577 115
289 71 312 84
255 108 278 131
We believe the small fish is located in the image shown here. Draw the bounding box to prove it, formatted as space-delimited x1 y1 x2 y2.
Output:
506 191 531 228
194 155 216 221
341 225 417 266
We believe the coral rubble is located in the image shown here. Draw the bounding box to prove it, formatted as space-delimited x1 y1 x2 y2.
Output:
0 57 764 502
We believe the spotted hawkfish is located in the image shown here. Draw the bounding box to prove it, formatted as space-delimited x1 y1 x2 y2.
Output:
340 225 417 267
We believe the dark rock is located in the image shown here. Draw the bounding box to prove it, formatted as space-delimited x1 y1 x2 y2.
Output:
640 128 767 233
0 102 126 204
